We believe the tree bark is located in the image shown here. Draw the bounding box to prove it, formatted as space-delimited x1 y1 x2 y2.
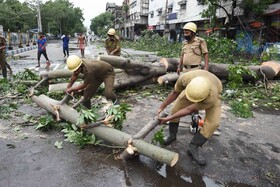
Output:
160 58 280 80
31 94 179 167
98 55 167 76
48 72 155 92
40 69 79 79
157 72 180 85
132 112 168 139
159 57 180 72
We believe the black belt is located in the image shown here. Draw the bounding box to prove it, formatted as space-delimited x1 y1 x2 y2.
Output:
184 65 200 69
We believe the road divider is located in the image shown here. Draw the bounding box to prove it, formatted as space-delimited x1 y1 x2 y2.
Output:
6 45 38 56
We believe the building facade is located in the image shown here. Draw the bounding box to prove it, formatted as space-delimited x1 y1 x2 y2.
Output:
109 0 280 47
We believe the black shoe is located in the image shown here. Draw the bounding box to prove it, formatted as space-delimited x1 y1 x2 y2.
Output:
187 132 208 166
163 122 179 145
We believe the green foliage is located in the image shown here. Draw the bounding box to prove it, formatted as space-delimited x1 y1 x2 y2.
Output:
90 12 114 37
61 124 100 148
13 68 39 80
229 98 253 118
241 0 274 19
106 104 131 130
0 79 11 93
206 34 237 63
36 115 56 131
0 0 35 32
77 107 99 125
122 31 181 58
0 0 85 33
227 64 257 89
0 102 18 119
223 81 280 118
47 92 65 101
261 46 280 61
152 127 165 145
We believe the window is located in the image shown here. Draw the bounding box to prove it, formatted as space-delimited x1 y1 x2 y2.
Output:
157 8 163 16
180 4 186 10
150 11 154 18
168 5 173 13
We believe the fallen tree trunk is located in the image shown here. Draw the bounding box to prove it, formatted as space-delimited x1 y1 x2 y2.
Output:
160 58 280 80
132 112 168 139
157 72 180 85
48 72 155 92
40 69 79 79
98 55 167 76
31 94 179 167
159 58 180 72
49 82 82 92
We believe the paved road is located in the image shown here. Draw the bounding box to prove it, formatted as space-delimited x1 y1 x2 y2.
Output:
1 39 280 187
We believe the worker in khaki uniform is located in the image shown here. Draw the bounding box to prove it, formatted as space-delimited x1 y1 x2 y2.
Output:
105 28 121 56
66 55 118 109
177 22 209 75
0 32 7 79
158 70 222 166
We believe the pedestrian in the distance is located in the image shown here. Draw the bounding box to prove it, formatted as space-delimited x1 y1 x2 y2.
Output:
157 70 223 166
66 55 118 109
37 32 50 69
177 22 209 75
61 33 69 58
105 28 121 56
77 33 86 58
0 32 7 79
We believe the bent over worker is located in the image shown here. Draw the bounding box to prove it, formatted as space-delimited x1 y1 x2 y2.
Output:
105 28 121 56
177 22 209 75
157 70 223 166
66 55 118 109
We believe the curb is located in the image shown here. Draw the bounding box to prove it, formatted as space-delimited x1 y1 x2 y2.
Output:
6 46 38 56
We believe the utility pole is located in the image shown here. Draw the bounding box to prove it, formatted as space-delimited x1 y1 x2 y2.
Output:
37 0 42 32
163 0 168 35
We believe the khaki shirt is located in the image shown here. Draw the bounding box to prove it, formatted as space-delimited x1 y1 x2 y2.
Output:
81 59 114 85
181 36 208 66
105 35 121 56
174 70 222 110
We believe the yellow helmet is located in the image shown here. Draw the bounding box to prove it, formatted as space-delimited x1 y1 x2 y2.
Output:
66 55 82 72
185 77 210 102
183 22 197 33
107 28 116 36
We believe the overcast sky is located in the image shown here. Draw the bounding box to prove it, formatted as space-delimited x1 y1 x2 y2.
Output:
68 0 123 28
20 0 124 28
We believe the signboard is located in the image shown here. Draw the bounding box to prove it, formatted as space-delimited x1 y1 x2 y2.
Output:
167 13 178 20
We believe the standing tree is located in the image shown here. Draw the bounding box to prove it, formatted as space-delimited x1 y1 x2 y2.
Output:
200 0 274 37
90 12 114 37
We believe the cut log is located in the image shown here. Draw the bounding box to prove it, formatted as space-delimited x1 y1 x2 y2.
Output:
157 72 180 85
40 69 79 79
159 57 180 72
132 112 168 139
49 82 82 92
98 55 167 76
31 94 179 167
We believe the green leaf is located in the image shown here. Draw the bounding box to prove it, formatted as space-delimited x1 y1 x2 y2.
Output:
54 141 63 149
